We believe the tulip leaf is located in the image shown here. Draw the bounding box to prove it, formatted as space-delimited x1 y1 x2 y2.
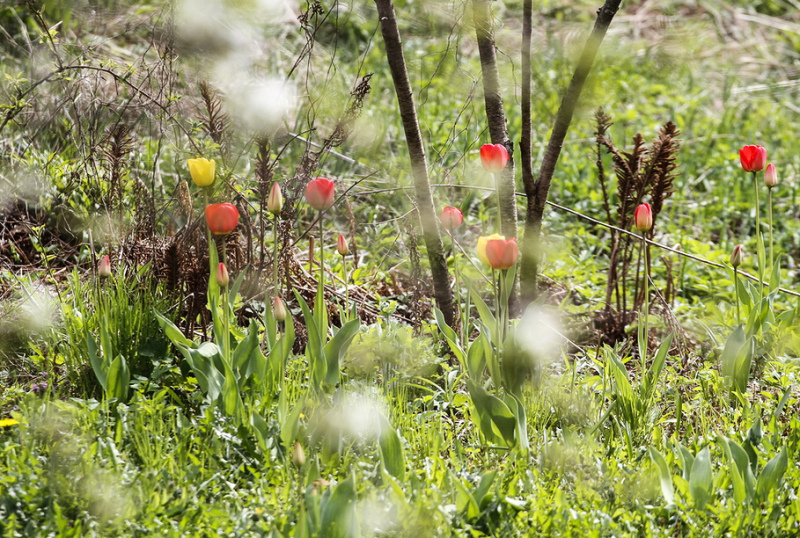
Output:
295 291 325 392
280 397 305 451
720 326 746 383
106 354 129 402
86 331 107 391
320 473 357 538
377 412 405 481
648 447 675 506
471 288 497 345
466 379 516 447
688 447 713 509
466 331 489 380
434 307 464 364
323 318 360 388
756 446 788 502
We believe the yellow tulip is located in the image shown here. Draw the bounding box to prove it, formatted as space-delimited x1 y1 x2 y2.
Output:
476 233 505 265
187 158 216 187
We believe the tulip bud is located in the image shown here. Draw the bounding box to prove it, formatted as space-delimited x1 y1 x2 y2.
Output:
187 158 216 187
739 145 767 173
292 441 306 468
764 163 777 187
216 262 229 287
272 296 287 321
730 244 744 268
479 144 510 173
268 182 284 214
477 234 505 266
440 206 463 230
98 255 111 278
634 203 653 232
336 234 349 256
305 177 335 211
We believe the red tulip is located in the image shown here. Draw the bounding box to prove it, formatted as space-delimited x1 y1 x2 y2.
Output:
634 203 652 232
216 262 229 287
305 177 335 211
205 203 239 235
484 238 518 270
98 255 111 278
440 206 463 230
739 145 767 173
337 234 349 256
764 163 777 187
479 144 509 173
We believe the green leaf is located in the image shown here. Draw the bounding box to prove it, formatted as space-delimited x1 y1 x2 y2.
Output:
154 310 194 348
718 437 747 505
720 326 746 381
323 318 360 388
466 379 516 447
377 412 405 481
295 291 325 391
649 447 675 506
642 334 673 402
106 354 129 401
234 320 266 387
250 411 269 453
503 393 528 453
677 442 694 481
434 307 464 364
473 470 497 511
471 288 497 344
466 332 489 381
320 473 357 538
756 446 788 502
733 337 754 394
280 398 305 451
688 447 713 509
86 332 107 391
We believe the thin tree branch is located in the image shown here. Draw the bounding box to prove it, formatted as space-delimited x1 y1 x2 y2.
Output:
374 0 455 327
520 0 623 304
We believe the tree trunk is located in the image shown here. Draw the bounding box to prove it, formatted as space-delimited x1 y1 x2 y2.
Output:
374 0 455 327
520 0 623 305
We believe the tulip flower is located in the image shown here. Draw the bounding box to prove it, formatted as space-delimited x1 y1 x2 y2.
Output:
477 233 505 265
764 163 777 187
634 203 652 232
739 145 767 173
730 244 744 268
440 206 463 230
98 255 111 278
216 262 229 287
484 237 518 270
337 234 349 256
268 182 284 214
479 144 509 173
305 177 335 211
272 296 287 322
187 158 216 187
205 203 239 235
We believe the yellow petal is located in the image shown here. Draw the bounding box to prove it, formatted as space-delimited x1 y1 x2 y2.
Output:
477 233 505 265
187 158 216 187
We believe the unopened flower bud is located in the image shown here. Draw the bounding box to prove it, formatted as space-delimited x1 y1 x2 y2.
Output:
292 441 306 467
272 296 287 321
268 182 284 214
336 234 349 256
764 163 777 188
98 255 111 278
730 244 744 268
216 262 229 287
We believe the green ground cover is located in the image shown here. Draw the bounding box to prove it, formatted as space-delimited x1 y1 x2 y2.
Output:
1 0 800 536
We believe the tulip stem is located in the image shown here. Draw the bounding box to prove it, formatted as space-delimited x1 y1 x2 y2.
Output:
753 171 764 298
342 254 350 322
640 232 649 372
273 217 280 298
318 215 325 329
449 231 464 345
768 186 774 282
734 267 741 326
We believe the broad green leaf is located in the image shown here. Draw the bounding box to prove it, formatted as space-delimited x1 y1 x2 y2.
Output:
756 446 788 502
688 447 713 509
471 289 497 344
154 310 194 348
250 411 269 453
434 307 464 364
320 473 357 538
295 291 325 391
228 264 248 309
451 470 480 520
718 437 746 505
377 412 405 481
642 334 673 402
474 470 497 511
732 337 753 393
280 398 305 450
323 318 360 388
466 379 516 447
720 326 746 381
466 332 489 380
107 354 129 401
649 447 675 506
504 393 528 453
86 332 107 391
677 442 694 481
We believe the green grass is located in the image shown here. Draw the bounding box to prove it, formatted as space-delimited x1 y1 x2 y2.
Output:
2 0 800 536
